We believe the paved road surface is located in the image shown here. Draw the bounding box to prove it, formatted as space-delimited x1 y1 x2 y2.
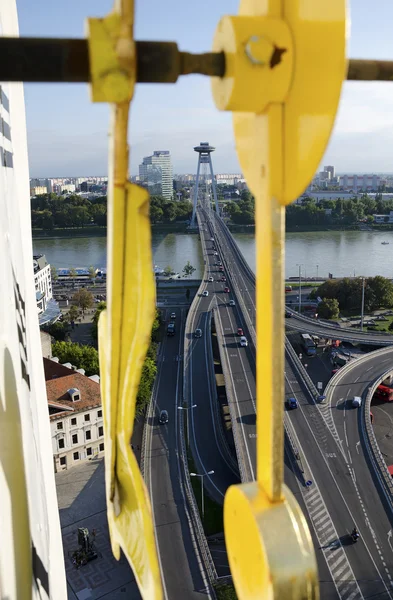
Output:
204 210 393 599
144 306 212 599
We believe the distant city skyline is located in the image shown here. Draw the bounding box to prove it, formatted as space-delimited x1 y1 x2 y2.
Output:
17 0 393 176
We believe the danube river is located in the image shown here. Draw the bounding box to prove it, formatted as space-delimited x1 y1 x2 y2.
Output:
32 229 393 280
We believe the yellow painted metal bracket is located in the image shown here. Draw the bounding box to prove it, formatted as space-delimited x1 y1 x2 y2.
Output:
87 2 162 598
212 1 347 598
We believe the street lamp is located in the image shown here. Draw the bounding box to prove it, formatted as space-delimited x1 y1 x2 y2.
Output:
178 404 197 446
360 277 365 331
296 263 304 314
189 470 214 520
316 264 319 281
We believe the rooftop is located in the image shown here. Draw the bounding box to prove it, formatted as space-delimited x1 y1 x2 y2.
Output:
44 358 101 419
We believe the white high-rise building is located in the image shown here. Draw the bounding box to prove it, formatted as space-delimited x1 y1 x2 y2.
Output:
139 150 173 200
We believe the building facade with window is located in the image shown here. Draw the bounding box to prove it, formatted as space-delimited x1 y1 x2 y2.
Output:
44 359 104 472
139 150 173 200
34 254 60 325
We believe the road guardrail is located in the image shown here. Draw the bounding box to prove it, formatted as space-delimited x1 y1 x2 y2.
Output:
363 369 393 514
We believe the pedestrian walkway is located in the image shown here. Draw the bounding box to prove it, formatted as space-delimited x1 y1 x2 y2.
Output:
61 307 96 346
56 416 146 600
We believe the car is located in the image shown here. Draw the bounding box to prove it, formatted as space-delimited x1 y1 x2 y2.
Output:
211 238 214 242
214 251 218 256
229 300 236 307
285 286 293 292
221 276 226 282
224 287 230 293
202 290 209 297
352 396 362 408
217 261 222 266
237 328 244 336
159 410 168 424
219 266 224 272
170 312 176 319
194 328 202 338
331 368 339 376
317 395 326 403
208 276 214 282
240 336 248 347
286 397 298 409
166 322 175 336
285 311 292 318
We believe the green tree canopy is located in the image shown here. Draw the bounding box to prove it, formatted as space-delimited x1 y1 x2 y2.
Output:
312 276 393 313
73 288 94 314
91 301 107 340
66 305 80 323
318 298 340 319
52 341 100 376
183 261 196 278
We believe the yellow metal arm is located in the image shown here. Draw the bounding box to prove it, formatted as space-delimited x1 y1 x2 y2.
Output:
211 1 347 598
88 2 162 598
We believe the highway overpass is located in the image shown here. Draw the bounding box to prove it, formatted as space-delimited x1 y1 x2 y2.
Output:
203 209 393 599
286 307 393 346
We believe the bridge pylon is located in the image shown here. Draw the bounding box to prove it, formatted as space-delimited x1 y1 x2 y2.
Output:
190 142 219 228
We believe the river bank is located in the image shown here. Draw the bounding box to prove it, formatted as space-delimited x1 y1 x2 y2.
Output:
32 222 193 239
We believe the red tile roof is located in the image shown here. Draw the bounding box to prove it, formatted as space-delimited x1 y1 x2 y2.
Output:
43 358 76 381
45 368 101 420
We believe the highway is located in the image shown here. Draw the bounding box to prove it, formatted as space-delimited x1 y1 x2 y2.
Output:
144 306 213 599
196 214 257 483
286 308 393 346
203 209 393 598
185 286 240 502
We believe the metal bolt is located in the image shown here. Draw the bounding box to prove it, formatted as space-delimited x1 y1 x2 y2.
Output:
244 35 273 66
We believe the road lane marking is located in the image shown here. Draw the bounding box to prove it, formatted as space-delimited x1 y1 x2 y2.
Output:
344 422 349 447
284 446 363 600
295 384 393 598
356 441 360 454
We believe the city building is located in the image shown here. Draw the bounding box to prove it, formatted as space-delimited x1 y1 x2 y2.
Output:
139 150 173 200
339 174 380 191
33 254 60 325
61 183 76 194
44 358 103 472
30 185 47 196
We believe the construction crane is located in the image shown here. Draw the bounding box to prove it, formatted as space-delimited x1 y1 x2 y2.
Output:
1 0 391 598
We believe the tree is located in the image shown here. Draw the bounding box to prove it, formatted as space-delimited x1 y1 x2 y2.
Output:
136 357 157 415
318 298 340 319
69 267 77 288
367 276 393 311
88 265 96 286
182 261 196 278
389 321 393 332
91 302 106 340
151 309 161 342
65 304 80 323
73 288 94 314
41 320 68 341
163 264 175 276
150 205 164 224
52 341 100 376
51 265 58 283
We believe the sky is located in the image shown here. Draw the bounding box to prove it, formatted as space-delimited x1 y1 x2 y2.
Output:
14 0 393 177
